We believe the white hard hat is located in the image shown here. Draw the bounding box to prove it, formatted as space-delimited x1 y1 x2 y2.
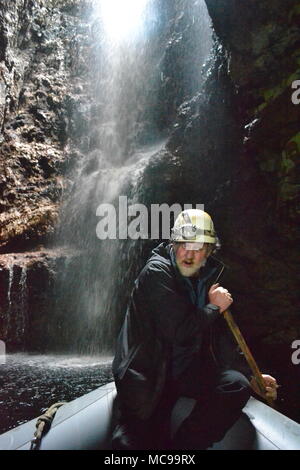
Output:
171 209 217 244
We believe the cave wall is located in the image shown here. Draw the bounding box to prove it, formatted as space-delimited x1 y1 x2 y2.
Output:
200 0 300 422
200 0 300 344
0 0 95 350
0 248 78 350
0 0 93 253
205 0 299 242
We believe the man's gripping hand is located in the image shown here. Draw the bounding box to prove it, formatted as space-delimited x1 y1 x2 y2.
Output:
250 374 279 401
208 283 233 313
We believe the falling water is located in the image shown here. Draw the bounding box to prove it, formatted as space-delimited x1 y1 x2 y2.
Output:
0 262 13 341
19 267 28 337
7 264 13 313
1 259 28 348
52 0 213 354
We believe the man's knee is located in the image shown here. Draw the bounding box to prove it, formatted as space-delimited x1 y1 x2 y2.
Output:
216 369 251 407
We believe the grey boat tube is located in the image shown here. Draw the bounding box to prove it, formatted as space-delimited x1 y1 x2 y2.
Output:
0 382 299 450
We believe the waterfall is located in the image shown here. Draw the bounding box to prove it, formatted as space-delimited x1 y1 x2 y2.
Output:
5 263 14 338
52 0 213 354
19 266 28 337
0 258 28 349
10 264 28 346
7 264 13 313
0 261 14 341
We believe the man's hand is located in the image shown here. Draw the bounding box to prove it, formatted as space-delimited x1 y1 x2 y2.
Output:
250 374 279 401
208 283 233 313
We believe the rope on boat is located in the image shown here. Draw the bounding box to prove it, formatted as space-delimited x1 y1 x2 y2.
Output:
30 402 67 450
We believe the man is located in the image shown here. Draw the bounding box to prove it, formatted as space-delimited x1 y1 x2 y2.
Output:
112 209 278 450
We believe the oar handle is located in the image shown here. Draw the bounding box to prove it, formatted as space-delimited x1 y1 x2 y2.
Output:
223 310 274 408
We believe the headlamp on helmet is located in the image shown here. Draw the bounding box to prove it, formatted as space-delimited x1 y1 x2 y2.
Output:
171 209 217 245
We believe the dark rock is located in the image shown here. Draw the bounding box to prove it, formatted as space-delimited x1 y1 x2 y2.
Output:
0 248 81 351
0 0 90 251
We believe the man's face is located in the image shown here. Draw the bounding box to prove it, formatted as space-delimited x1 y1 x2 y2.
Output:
173 242 210 278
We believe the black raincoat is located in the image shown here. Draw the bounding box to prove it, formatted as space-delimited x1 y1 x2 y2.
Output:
112 242 250 421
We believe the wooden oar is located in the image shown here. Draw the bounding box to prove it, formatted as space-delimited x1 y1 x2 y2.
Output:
223 309 275 408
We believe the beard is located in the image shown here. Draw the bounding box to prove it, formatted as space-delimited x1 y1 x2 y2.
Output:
177 258 206 278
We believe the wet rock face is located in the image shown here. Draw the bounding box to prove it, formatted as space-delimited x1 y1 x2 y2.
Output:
0 0 92 253
204 0 300 242
0 0 95 349
196 0 300 345
0 248 80 351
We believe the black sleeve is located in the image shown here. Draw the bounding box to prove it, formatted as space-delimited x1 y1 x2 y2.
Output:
137 262 220 344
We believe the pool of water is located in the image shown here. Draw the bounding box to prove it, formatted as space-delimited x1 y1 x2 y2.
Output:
0 354 113 435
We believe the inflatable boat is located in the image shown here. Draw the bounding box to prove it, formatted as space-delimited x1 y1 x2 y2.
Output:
0 381 299 450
